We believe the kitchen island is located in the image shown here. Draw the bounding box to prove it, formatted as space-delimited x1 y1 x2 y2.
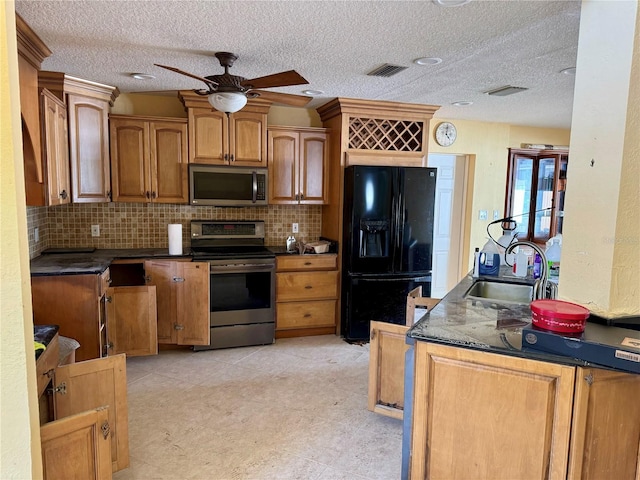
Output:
402 273 640 480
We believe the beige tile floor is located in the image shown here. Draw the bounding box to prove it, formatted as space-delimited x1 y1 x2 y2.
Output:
113 335 403 480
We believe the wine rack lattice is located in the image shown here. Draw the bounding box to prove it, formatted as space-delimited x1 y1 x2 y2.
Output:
348 117 424 151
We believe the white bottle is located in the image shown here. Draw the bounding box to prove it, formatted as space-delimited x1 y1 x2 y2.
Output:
514 249 528 277
546 238 562 279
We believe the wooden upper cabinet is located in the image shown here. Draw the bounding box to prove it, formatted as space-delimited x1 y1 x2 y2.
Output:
39 72 119 203
179 91 270 167
16 14 51 206
268 127 329 204
189 108 227 164
504 148 568 244
229 110 267 166
109 115 188 203
41 88 71 206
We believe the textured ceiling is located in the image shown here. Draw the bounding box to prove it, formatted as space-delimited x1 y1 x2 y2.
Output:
15 0 581 128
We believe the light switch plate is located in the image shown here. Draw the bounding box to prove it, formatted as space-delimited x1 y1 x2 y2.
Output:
91 225 100 237
479 210 488 220
292 223 299 233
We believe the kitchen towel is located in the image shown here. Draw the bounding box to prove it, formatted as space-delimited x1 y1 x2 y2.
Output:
168 224 183 255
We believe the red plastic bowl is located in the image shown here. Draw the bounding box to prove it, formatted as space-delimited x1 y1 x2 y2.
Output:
530 299 590 333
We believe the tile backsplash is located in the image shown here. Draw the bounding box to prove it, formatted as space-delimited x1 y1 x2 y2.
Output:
27 203 323 258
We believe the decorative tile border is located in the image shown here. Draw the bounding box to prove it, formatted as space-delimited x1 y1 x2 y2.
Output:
27 203 323 257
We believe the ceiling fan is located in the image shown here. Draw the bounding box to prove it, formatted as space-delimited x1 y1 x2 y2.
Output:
155 52 312 113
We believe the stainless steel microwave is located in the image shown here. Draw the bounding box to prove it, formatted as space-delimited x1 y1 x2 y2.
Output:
189 165 268 206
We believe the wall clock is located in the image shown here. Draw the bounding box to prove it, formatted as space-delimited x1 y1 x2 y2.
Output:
434 122 457 147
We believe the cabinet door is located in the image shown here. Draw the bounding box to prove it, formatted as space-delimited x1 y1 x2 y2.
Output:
410 342 575 480
106 286 158 356
109 118 150 202
32 274 102 361
150 121 188 203
67 94 112 202
40 408 112 480
368 321 410 420
268 130 298 204
299 132 328 204
230 111 266 166
42 89 70 206
175 262 210 345
54 354 129 472
568 367 640 479
189 108 227 164
145 260 178 344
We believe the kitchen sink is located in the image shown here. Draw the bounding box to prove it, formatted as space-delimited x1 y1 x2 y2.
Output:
465 280 534 304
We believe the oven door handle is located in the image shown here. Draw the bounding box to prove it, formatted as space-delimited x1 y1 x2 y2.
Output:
210 263 274 273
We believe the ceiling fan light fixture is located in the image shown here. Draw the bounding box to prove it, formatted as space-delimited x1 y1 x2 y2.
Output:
208 92 248 113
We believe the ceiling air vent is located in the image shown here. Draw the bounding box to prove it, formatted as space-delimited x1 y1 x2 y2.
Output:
484 85 529 96
367 64 408 77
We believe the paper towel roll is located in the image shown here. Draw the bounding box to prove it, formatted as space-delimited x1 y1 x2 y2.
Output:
168 224 183 255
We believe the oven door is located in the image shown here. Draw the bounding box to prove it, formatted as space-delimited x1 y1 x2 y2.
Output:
208 258 275 327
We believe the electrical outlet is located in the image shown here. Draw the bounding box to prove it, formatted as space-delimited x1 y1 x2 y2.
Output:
292 223 299 233
478 210 488 221
34 227 39 242
91 225 100 237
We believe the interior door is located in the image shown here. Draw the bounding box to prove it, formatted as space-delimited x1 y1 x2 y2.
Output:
54 354 129 472
40 408 112 480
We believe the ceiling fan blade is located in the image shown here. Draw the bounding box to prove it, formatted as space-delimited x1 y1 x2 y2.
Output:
252 90 312 107
241 70 309 89
154 64 218 87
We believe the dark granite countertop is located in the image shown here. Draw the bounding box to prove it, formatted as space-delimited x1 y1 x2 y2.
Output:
34 324 59 360
407 270 595 367
30 248 193 276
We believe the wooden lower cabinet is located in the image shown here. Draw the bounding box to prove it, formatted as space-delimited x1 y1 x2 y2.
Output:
409 342 575 479
39 350 129 478
106 285 157 356
144 260 210 345
32 271 111 361
275 254 338 338
368 321 410 420
568 367 640 479
407 341 640 480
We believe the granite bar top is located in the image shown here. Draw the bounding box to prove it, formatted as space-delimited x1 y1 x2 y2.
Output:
407 270 594 368
30 248 193 276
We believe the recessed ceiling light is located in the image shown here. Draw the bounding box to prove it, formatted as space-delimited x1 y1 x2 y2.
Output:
130 73 156 80
414 57 442 66
451 101 473 106
560 67 576 75
432 0 472 6
302 89 324 96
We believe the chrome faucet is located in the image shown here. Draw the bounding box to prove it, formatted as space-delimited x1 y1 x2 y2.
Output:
505 241 556 300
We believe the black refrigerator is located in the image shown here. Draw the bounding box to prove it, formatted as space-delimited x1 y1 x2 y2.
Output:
341 165 437 341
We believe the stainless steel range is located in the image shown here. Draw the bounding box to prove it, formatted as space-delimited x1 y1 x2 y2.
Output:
190 220 275 350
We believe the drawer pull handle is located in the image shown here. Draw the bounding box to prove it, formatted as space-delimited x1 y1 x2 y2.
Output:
304 262 312 266
304 285 313 289
303 313 312 318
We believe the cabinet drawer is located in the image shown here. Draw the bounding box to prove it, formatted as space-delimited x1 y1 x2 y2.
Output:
276 254 337 271
276 271 338 301
276 300 336 330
